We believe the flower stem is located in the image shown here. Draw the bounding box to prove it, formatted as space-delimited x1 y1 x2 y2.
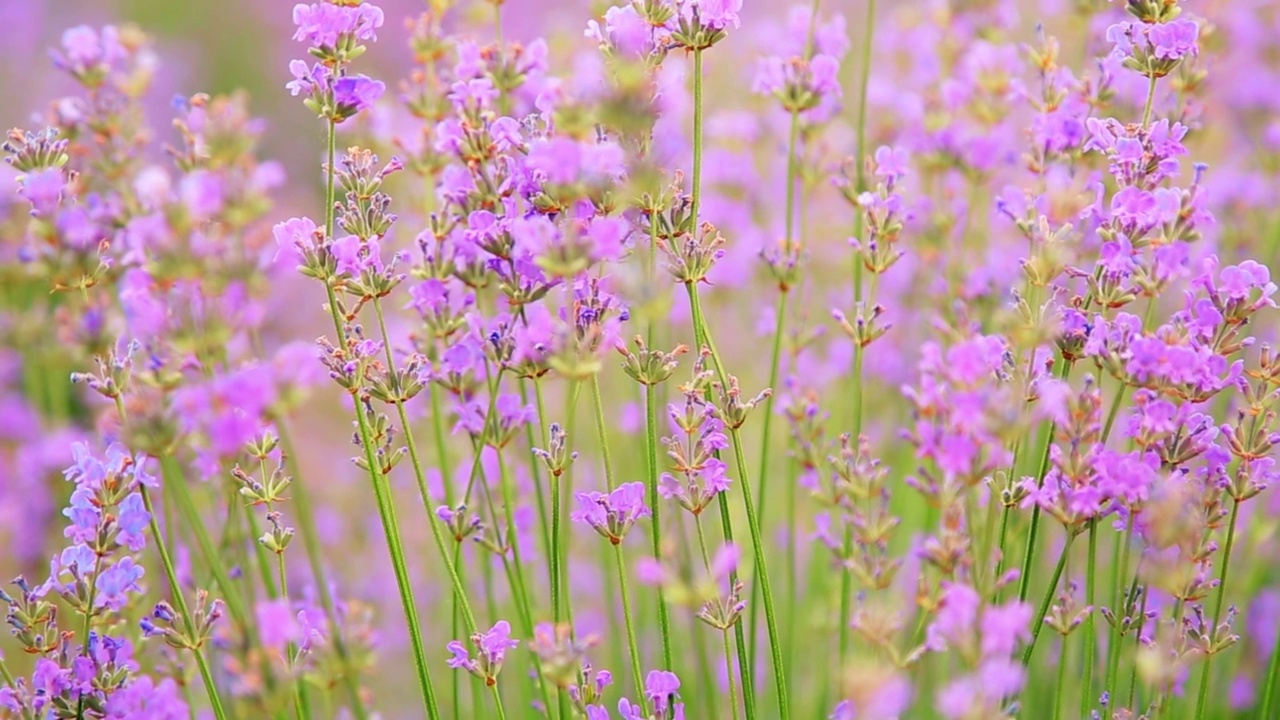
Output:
1141 74 1159 128
1260 612 1280 716
643 382 675 670
686 284 756 719
690 49 703 232
322 120 440 718
276 422 369 720
614 545 647 712
1080 519 1099 717
1018 360 1072 604
141 483 228 720
693 513 736 719
1022 533 1075 667
729 423 791 719
1194 497 1241 720
1054 636 1070 720
163 456 251 633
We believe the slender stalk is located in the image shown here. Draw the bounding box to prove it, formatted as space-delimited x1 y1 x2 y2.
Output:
690 49 703 231
614 545 647 712
1018 361 1072 604
1054 636 1070 720
1194 498 1241 720
1022 533 1075 667
1105 515 1136 696
1141 74 1159 128
717 492 756 720
689 301 756 719
163 457 251 632
321 120 441 718
643 382 675 669
750 100 799 656
260 458 308 720
276 423 368 720
695 515 738 720
141 484 228 720
1080 519 1098 717
0 656 34 720
245 503 280 598
727 426 790 720
371 298 497 635
1260 615 1280 717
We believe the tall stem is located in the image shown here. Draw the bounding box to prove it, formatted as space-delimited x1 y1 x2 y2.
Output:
614 545 647 711
643 382 675 670
690 49 703 231
276 423 368 720
695 515 738 720
321 120 440 718
141 483 228 720
1260 612 1280 717
1022 533 1075 667
726 424 790 719
1018 360 1071 603
1194 497 1241 720
1141 74 1158 128
1080 520 1098 717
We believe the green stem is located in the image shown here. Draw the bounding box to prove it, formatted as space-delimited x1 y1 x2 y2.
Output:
276 422 368 720
695 515 737 720
1260 610 1280 717
643 382 675 670
1194 498 1241 720
751 287 787 658
1141 74 1159 128
1018 361 1072 604
718 492 756 720
321 120 440 717
245 503 280 599
141 484 228 720
690 49 703 231
727 426 790 720
1054 636 1070 720
162 457 251 633
614 545 647 712
1105 515 1136 699
1080 520 1098 717
1022 533 1075 667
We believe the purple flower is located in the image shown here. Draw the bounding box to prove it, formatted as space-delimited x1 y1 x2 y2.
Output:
695 0 742 30
63 487 101 543
1149 18 1200 60
179 170 224 221
115 492 150 552
17 168 68 216
333 75 385 119
52 25 124 74
291 2 384 49
103 676 188 719
572 482 651 544
273 216 319 264
96 557 145 611
447 621 518 684
979 601 1032 657
331 234 383 276
286 60 331 97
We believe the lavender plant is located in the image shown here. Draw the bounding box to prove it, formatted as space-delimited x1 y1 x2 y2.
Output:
2 0 1280 718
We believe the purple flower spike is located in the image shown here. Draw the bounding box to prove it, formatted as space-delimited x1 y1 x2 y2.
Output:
572 482 651 544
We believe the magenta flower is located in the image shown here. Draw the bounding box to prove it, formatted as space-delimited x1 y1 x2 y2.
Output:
572 482 650 544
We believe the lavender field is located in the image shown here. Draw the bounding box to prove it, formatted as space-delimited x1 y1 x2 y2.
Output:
2 0 1279 718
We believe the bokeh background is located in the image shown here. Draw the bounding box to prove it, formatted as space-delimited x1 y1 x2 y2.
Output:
5 0 1280 717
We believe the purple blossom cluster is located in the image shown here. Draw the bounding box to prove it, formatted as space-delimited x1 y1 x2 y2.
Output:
3 0 1280 718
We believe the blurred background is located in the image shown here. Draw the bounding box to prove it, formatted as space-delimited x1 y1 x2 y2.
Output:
4 0 1280 716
